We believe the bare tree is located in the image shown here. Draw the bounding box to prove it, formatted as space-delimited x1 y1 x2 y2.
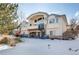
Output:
63 18 78 40
70 18 77 30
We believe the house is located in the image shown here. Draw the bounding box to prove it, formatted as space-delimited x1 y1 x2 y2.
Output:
75 25 79 37
19 21 28 36
13 20 28 37
27 12 68 39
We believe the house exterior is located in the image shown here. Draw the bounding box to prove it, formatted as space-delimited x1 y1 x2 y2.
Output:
27 12 48 38
27 12 68 38
46 14 68 38
75 25 79 37
20 21 28 35
13 20 28 36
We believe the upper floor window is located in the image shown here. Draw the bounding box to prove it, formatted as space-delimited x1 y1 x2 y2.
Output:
38 18 42 21
42 17 44 19
56 18 58 23
49 19 55 23
49 18 58 24
35 20 37 23
38 17 44 21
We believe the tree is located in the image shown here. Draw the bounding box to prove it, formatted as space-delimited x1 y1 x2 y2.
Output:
70 18 77 30
63 18 78 40
0 3 18 34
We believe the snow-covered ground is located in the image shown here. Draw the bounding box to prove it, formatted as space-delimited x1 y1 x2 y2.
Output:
0 35 16 51
0 38 79 55
0 45 12 51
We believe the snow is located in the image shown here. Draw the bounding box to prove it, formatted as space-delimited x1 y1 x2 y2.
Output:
0 38 79 55
0 45 12 51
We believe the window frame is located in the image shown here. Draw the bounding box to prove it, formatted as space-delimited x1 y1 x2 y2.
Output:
49 18 55 24
56 17 58 23
50 31 53 35
49 17 58 24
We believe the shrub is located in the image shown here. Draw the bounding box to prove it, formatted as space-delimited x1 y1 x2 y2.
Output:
0 36 22 46
63 29 77 40
15 37 22 43
0 37 8 44
0 37 16 46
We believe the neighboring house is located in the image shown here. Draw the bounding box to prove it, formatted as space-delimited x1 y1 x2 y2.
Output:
20 21 28 35
75 25 79 37
27 12 68 38
13 20 28 36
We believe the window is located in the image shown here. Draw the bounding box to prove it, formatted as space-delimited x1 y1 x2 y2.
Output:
38 18 42 21
49 19 55 23
35 20 37 22
49 18 58 23
42 17 44 19
56 18 58 23
38 23 44 30
50 31 53 35
30 24 32 26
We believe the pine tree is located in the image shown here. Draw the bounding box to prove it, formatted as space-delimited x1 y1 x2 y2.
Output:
0 3 18 34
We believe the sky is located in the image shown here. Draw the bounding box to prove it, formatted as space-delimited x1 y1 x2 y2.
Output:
18 3 79 23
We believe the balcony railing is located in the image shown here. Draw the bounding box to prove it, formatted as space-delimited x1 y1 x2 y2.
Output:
28 25 38 29
38 23 44 30
28 19 44 30
28 23 44 30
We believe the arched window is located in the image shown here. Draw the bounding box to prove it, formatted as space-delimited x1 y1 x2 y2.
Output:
35 20 37 22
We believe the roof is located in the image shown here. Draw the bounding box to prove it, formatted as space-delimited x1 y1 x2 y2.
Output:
49 14 66 17
26 11 68 25
49 14 68 25
27 11 49 19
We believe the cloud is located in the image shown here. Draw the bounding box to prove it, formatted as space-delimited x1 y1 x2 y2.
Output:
75 11 79 17
50 10 65 15
74 11 79 24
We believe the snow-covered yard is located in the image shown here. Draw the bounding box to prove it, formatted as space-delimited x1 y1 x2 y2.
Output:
0 45 12 51
0 38 79 55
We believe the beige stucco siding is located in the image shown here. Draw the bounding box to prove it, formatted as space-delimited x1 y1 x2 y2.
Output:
46 15 67 37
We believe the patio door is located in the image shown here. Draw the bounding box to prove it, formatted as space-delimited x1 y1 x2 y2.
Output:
30 32 36 37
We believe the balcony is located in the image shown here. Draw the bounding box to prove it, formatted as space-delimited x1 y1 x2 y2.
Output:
28 25 38 30
28 23 44 30
28 19 44 30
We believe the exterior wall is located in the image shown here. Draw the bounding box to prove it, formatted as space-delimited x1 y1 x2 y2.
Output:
27 12 48 29
20 21 28 35
27 12 48 37
20 28 28 35
46 15 67 38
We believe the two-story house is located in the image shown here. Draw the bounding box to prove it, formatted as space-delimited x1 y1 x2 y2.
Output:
27 12 68 38
27 12 48 38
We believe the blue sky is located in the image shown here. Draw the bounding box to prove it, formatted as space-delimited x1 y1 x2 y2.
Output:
18 3 79 22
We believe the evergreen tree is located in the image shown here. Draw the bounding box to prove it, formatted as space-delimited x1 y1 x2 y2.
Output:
0 3 18 34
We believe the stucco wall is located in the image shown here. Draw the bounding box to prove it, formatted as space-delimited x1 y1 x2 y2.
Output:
46 15 67 37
